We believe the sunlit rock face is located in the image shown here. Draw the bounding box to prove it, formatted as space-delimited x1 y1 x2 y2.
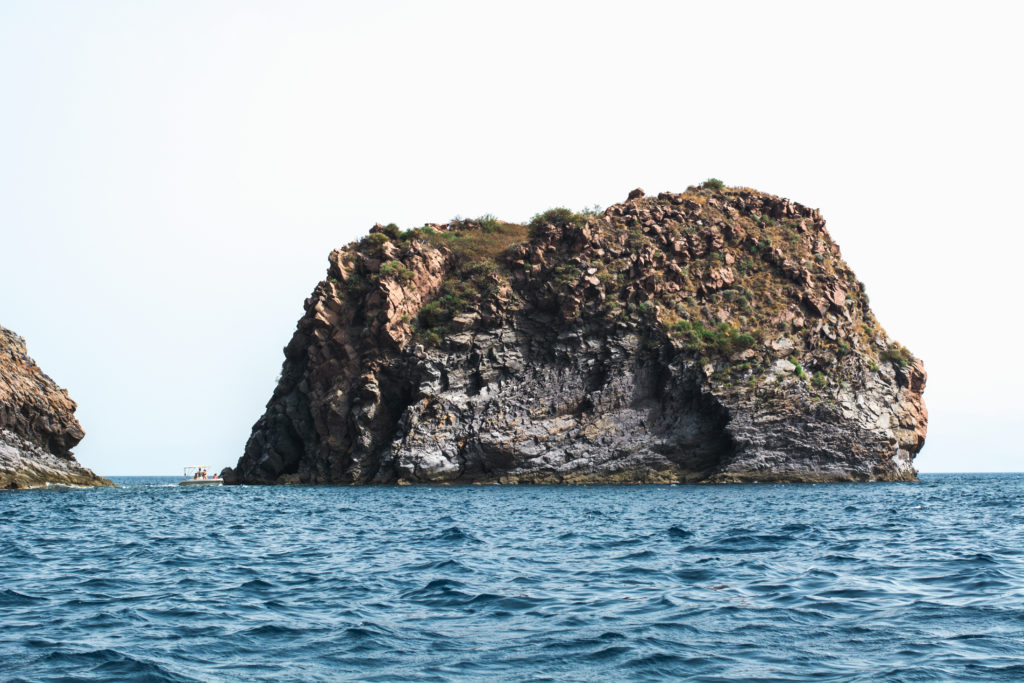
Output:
1 326 112 488
226 184 926 485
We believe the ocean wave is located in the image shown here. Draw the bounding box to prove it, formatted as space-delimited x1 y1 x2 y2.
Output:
0 473 1021 680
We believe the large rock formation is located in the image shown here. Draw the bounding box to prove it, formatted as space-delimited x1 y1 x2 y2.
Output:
226 183 927 485
0 326 111 488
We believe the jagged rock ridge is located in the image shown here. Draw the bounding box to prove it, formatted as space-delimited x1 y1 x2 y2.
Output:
226 184 927 485
0 326 112 488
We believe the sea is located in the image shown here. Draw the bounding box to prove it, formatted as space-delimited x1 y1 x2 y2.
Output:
1 474 1022 681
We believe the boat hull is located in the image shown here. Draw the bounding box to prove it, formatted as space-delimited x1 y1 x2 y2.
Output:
178 479 223 486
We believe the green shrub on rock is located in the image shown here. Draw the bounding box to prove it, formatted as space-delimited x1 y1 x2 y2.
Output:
528 208 589 238
360 232 390 253
478 214 501 234
880 343 914 368
378 260 414 283
671 320 757 357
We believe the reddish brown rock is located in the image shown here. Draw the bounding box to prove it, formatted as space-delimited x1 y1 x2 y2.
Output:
1 326 112 488
802 291 829 317
780 259 812 286
704 267 735 292
825 281 848 310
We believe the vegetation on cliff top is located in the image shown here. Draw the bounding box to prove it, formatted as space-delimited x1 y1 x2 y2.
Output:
335 182 916 390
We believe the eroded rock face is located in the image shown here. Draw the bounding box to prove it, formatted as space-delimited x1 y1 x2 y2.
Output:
0 326 111 488
226 185 927 485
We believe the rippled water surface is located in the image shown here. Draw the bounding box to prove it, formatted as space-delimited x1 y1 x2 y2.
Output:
2 474 1023 681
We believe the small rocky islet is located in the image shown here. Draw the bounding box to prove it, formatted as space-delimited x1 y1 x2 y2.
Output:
0 326 112 489
224 182 928 486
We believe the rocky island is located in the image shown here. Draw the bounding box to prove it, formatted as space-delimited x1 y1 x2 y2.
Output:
1 326 112 488
225 183 927 485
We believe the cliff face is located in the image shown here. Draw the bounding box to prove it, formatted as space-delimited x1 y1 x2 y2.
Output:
226 184 927 485
0 326 111 488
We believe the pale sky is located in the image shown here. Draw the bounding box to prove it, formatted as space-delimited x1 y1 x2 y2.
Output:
1 1 1021 475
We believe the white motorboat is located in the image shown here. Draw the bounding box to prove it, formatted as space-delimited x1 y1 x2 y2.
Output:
178 466 223 486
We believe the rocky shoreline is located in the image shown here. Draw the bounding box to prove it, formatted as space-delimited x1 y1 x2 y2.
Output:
225 183 927 485
0 326 111 489
1 429 111 489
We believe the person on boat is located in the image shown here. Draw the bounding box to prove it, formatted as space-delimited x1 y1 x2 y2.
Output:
193 470 200 480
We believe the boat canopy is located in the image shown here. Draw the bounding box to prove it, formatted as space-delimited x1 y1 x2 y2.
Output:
183 466 217 477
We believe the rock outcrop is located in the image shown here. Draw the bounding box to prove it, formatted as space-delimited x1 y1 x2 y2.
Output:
0 326 111 488
226 183 927 485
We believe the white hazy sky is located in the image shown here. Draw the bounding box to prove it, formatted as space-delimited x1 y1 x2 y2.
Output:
1 1 1021 475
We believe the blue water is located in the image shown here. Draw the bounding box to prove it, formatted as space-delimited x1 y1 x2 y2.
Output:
1 475 1022 681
